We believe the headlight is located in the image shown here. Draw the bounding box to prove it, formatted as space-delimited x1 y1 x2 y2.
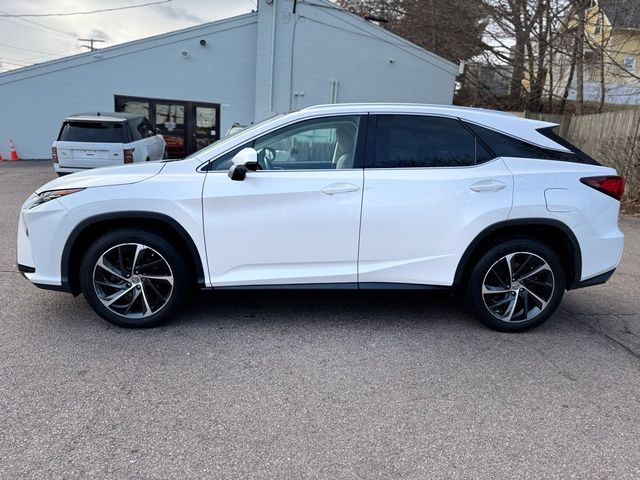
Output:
30 188 85 209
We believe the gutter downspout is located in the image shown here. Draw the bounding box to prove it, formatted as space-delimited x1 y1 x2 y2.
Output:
268 0 277 112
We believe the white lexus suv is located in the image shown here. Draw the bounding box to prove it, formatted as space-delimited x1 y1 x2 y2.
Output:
18 104 625 332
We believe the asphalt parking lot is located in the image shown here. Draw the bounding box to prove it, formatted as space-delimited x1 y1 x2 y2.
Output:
1 161 639 479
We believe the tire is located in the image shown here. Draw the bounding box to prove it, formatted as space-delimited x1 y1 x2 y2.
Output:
467 239 565 332
163 149 169 160
79 228 188 328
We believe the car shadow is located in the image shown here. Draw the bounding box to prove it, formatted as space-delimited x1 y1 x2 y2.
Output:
169 289 480 331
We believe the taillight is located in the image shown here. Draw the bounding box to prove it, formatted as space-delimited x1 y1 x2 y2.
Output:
580 175 625 201
124 148 135 164
51 147 58 163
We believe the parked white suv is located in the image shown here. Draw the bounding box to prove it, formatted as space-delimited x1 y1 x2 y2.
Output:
52 112 167 175
19 104 624 332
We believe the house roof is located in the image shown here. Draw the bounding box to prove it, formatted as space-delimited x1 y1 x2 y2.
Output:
600 0 640 30
0 12 258 84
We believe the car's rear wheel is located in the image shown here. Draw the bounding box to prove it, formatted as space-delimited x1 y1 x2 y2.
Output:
467 239 565 332
79 229 188 328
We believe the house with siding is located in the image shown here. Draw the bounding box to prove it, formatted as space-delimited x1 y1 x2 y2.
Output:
553 0 640 105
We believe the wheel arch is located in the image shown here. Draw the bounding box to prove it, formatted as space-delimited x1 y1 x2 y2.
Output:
453 218 582 290
61 212 206 295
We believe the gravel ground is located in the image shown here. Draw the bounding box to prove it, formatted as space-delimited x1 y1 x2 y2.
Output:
1 162 639 479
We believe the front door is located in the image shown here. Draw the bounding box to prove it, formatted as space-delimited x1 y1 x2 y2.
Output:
155 102 186 158
202 115 366 287
191 105 218 153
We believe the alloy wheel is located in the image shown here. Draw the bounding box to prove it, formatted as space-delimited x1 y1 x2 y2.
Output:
92 243 174 319
481 252 555 323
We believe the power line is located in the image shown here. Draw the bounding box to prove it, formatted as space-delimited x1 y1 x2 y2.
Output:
0 42 61 56
0 10 77 39
0 0 172 18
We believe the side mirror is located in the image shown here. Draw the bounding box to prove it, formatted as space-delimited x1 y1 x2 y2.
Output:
228 164 248 181
228 148 258 181
231 147 257 166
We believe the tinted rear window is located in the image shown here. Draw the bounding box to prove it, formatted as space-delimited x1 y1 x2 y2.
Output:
465 122 598 164
537 127 599 165
374 115 493 168
58 121 125 143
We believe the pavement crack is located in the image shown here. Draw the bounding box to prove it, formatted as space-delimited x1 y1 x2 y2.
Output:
573 316 640 362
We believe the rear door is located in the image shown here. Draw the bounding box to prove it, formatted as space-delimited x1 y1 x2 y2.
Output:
55 120 124 169
358 114 514 287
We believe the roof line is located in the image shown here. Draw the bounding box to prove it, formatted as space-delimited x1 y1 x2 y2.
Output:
301 0 459 72
0 11 257 81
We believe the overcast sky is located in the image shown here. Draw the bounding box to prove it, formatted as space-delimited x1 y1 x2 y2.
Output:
0 0 257 72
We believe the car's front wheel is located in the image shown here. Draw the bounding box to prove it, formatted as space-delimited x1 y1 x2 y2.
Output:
79 229 188 328
467 239 565 332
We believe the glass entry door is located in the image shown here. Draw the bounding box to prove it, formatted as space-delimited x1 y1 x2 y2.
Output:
193 105 217 152
156 103 186 158
115 95 220 158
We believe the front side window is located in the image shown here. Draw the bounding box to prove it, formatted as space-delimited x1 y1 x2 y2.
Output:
253 116 360 170
208 115 361 171
373 115 491 168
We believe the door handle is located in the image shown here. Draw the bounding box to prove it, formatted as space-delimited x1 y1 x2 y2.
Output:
321 182 360 195
470 179 507 192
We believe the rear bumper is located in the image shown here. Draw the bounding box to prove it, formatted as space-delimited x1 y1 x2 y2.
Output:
568 268 616 290
53 163 91 173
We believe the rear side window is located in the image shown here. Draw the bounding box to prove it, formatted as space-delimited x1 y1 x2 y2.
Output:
128 118 143 141
465 123 597 164
374 115 492 168
139 118 156 138
537 127 599 165
58 121 125 143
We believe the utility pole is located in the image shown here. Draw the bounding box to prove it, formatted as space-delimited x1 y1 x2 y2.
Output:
78 38 105 51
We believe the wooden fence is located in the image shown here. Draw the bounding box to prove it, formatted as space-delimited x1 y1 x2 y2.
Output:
520 110 640 202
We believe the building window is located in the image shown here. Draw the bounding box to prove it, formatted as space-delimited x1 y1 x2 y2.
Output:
623 55 636 72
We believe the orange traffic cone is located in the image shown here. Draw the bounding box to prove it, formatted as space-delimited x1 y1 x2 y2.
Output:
9 139 19 161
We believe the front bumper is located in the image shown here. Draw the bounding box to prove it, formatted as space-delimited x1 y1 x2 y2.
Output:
17 195 75 291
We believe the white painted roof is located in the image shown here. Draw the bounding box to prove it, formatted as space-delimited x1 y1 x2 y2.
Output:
298 103 566 151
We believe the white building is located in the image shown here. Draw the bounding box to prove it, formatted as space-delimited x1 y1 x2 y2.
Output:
0 0 458 160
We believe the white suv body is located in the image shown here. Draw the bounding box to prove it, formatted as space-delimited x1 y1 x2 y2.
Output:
52 112 166 175
18 104 624 331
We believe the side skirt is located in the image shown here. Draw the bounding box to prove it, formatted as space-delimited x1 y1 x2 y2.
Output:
210 282 450 291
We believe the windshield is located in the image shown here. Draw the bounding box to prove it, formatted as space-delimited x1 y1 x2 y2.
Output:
176 113 288 162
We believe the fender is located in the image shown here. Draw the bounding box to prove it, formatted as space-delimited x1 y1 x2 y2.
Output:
452 218 582 289
60 211 207 293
